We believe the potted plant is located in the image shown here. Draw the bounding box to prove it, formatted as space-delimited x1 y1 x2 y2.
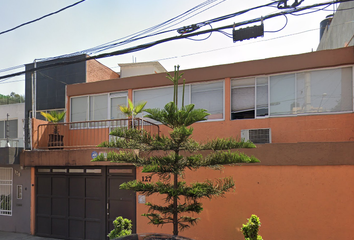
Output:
40 111 66 149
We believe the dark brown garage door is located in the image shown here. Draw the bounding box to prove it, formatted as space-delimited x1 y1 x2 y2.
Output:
36 166 136 240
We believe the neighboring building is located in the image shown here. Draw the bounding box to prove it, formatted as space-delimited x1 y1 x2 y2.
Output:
0 103 30 234
118 61 167 78
20 47 354 240
317 1 354 50
24 54 119 149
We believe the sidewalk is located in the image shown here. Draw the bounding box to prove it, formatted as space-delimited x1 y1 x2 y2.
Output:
0 231 63 240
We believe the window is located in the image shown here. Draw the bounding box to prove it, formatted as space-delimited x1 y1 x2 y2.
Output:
231 66 353 119
71 93 128 122
134 85 191 123
0 119 18 139
269 74 296 116
89 95 108 121
134 85 190 112
0 168 12 216
231 78 268 119
295 67 352 114
110 92 127 120
191 81 224 120
134 81 224 123
71 96 88 122
231 78 255 119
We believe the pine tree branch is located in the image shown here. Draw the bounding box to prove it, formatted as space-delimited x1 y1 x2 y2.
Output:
201 150 260 168
144 103 209 129
145 201 203 215
201 137 256 150
92 150 143 164
120 178 235 200
142 213 173 226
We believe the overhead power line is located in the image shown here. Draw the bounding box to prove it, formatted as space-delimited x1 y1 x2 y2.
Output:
0 0 86 36
0 0 352 81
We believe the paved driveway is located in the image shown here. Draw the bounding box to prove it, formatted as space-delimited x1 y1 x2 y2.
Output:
0 231 63 240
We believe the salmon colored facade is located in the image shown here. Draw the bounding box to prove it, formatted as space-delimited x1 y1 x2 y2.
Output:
21 47 354 240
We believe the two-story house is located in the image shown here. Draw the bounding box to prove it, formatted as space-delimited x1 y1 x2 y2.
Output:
21 47 354 240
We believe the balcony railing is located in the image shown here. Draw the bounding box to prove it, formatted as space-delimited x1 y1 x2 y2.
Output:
35 118 159 150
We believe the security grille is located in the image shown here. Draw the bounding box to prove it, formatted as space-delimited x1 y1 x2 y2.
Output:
241 128 271 144
0 168 12 216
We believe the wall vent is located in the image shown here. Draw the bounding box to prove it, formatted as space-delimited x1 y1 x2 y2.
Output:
241 128 271 144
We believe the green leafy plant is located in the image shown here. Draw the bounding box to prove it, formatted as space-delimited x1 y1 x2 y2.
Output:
241 214 263 240
40 111 66 134
108 216 132 239
93 65 260 236
119 99 147 128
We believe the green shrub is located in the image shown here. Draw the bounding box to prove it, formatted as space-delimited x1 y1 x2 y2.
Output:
108 216 132 239
241 214 263 240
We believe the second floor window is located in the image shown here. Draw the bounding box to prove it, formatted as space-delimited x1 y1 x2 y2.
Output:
231 66 353 120
71 92 127 122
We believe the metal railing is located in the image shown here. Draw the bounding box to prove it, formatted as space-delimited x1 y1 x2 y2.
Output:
35 118 159 150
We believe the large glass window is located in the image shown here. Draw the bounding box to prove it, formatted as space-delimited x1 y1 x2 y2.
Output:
256 77 268 117
89 95 108 121
110 93 127 120
295 67 352 114
231 77 268 119
134 81 224 122
71 96 88 122
191 81 224 120
134 85 190 112
0 168 12 216
231 66 353 119
270 74 296 116
231 78 255 119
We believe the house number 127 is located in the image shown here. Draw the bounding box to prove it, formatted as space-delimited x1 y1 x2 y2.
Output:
142 176 152 182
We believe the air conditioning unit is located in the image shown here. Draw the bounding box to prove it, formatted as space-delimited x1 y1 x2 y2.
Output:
241 128 271 144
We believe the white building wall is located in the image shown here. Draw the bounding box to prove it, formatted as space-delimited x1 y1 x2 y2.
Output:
0 103 25 147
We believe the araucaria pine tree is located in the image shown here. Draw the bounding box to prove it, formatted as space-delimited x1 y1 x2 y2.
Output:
93 65 260 236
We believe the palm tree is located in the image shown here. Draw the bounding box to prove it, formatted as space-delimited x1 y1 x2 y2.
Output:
119 99 147 128
40 111 66 134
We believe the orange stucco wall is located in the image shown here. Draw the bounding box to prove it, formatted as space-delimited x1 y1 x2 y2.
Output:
66 47 354 144
136 165 354 240
156 113 354 143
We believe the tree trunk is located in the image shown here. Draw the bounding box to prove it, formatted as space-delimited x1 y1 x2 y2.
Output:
173 172 178 236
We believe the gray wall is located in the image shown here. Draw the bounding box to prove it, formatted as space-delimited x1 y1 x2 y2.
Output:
24 54 88 149
0 165 31 234
317 2 354 50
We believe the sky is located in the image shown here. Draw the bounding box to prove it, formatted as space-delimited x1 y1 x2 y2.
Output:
0 0 340 96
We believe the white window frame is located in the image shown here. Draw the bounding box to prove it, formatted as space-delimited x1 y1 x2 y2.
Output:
231 65 354 120
0 167 13 216
70 92 128 129
133 80 225 124
190 80 225 122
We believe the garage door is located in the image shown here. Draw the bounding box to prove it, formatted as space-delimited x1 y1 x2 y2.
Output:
36 166 136 240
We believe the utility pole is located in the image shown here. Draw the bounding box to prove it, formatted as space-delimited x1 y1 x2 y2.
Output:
30 59 37 150
6 113 10 147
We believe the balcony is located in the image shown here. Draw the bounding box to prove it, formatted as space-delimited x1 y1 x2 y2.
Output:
33 118 160 150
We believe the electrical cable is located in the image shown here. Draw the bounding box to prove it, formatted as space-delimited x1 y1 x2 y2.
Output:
186 24 213 41
1 0 353 80
290 3 331 15
39 0 226 61
38 0 280 62
265 14 288 33
0 0 86 36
